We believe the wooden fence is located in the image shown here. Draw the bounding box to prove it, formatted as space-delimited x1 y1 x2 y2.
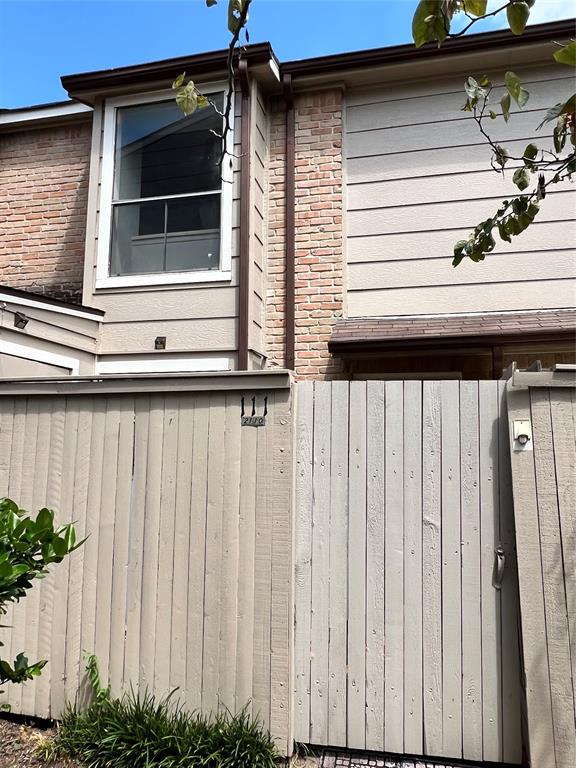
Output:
294 380 523 764
508 371 576 768
0 372 294 753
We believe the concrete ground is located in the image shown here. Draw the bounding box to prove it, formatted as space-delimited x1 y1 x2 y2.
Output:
291 749 485 767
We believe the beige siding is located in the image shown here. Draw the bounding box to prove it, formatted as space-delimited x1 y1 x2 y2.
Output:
248 82 268 365
0 375 293 753
83 92 244 361
344 65 576 317
0 354 69 377
294 380 523 764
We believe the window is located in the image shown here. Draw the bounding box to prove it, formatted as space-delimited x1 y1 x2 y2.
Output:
97 87 233 288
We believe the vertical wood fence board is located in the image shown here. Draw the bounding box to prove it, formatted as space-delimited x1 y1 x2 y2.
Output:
94 399 120 691
154 395 179 696
108 397 134 698
549 389 576 713
186 397 210 711
347 381 367 750
531 388 576 766
219 393 242 712
51 401 79 714
422 381 443 757
479 382 502 762
19 400 40 716
507 383 555 768
138 396 165 693
7 398 27 713
202 393 226 713
294 381 313 742
0 400 15 712
365 381 385 751
460 382 482 761
440 381 462 758
170 395 194 698
327 381 349 748
235 404 258 712
402 380 423 757
252 395 273 730
123 396 149 692
64 397 93 707
497 382 522 764
384 381 404 754
310 382 331 745
270 388 294 751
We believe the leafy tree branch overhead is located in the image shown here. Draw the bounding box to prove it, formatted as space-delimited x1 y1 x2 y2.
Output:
175 0 574 267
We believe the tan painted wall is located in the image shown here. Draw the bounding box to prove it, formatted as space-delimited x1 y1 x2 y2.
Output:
295 379 522 764
344 64 576 317
0 375 293 752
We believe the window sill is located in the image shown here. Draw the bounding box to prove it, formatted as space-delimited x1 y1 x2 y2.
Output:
95 270 233 290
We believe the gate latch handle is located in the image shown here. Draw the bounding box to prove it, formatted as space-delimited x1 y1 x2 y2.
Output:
494 545 506 590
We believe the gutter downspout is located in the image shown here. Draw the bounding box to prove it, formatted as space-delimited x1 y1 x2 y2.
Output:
282 73 295 371
238 58 251 370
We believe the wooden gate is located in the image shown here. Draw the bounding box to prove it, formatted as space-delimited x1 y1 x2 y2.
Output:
507 369 576 768
294 380 523 764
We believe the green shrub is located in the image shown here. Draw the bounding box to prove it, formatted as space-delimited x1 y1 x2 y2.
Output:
0 497 80 691
49 658 280 768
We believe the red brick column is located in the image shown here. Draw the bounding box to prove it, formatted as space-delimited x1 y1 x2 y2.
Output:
0 121 91 303
266 89 345 379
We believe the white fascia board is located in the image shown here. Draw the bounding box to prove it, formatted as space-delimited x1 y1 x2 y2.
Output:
0 102 92 127
0 292 103 321
0 339 80 375
95 356 232 375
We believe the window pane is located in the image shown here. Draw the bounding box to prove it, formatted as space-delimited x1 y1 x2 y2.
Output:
114 94 224 200
110 195 221 276
165 196 220 272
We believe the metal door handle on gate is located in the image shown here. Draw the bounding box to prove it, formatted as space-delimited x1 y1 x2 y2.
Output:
494 545 505 589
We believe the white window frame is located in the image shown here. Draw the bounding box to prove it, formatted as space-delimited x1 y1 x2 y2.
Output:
96 83 234 289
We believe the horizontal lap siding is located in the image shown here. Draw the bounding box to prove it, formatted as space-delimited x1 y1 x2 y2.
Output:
344 67 576 316
294 380 523 763
0 386 293 754
249 83 268 363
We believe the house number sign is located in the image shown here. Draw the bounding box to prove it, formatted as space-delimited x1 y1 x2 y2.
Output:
241 396 267 427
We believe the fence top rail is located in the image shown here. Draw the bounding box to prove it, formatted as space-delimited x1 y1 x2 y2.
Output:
511 369 576 389
0 369 293 396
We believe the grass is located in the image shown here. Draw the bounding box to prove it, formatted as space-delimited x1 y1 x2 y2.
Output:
43 657 280 768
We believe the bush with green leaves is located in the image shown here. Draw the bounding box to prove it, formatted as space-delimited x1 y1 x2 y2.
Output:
0 497 79 690
46 656 280 768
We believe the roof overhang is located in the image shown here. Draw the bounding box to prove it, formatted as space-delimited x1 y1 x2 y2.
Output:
330 310 576 357
0 100 92 131
61 43 280 104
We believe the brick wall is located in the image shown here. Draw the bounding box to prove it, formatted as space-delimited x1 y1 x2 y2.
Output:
0 120 91 303
267 89 345 379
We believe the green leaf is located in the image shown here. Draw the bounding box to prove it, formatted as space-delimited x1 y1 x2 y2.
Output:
35 507 54 531
175 82 198 116
523 143 538 161
506 1 530 36
494 145 509 168
197 94 209 108
412 0 449 48
63 525 76 552
464 0 487 15
512 167 530 191
500 92 511 122
498 221 512 243
537 94 576 129
489 110 497 119
172 72 186 89
553 41 576 68
206 0 218 5
505 71 529 109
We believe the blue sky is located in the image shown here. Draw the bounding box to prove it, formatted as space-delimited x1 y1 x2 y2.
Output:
0 0 573 108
